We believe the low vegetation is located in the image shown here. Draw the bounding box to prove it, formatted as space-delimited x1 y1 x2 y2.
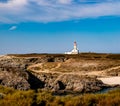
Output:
0 86 120 106
7 53 119 59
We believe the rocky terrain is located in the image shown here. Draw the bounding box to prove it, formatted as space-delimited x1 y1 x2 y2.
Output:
0 53 120 94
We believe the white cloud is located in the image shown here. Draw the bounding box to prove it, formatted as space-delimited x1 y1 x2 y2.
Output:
58 0 72 4
9 26 17 31
0 0 120 23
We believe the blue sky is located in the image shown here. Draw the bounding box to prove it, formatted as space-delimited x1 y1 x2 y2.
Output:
0 0 120 54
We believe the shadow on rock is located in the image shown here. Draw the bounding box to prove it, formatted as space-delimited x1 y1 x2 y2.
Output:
27 71 45 90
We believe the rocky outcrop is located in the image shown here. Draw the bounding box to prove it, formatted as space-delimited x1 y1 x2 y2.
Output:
0 55 109 94
0 64 46 90
0 55 66 91
54 75 104 93
32 72 106 93
0 66 30 90
0 55 66 68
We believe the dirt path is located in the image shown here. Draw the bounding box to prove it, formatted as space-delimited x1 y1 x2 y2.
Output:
28 63 120 77
105 65 120 71
86 65 120 77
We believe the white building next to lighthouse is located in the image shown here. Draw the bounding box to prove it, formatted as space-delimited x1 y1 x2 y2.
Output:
65 42 79 54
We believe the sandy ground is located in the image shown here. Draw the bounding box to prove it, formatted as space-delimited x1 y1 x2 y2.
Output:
98 77 120 85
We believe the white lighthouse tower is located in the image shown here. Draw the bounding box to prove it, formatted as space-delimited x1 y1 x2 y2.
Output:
71 41 79 54
65 41 79 54
74 41 77 50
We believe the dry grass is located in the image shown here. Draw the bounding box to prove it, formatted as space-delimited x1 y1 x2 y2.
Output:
0 86 120 106
7 53 120 59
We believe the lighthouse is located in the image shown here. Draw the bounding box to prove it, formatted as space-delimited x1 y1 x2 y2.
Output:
74 42 77 51
65 41 79 54
71 41 79 54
